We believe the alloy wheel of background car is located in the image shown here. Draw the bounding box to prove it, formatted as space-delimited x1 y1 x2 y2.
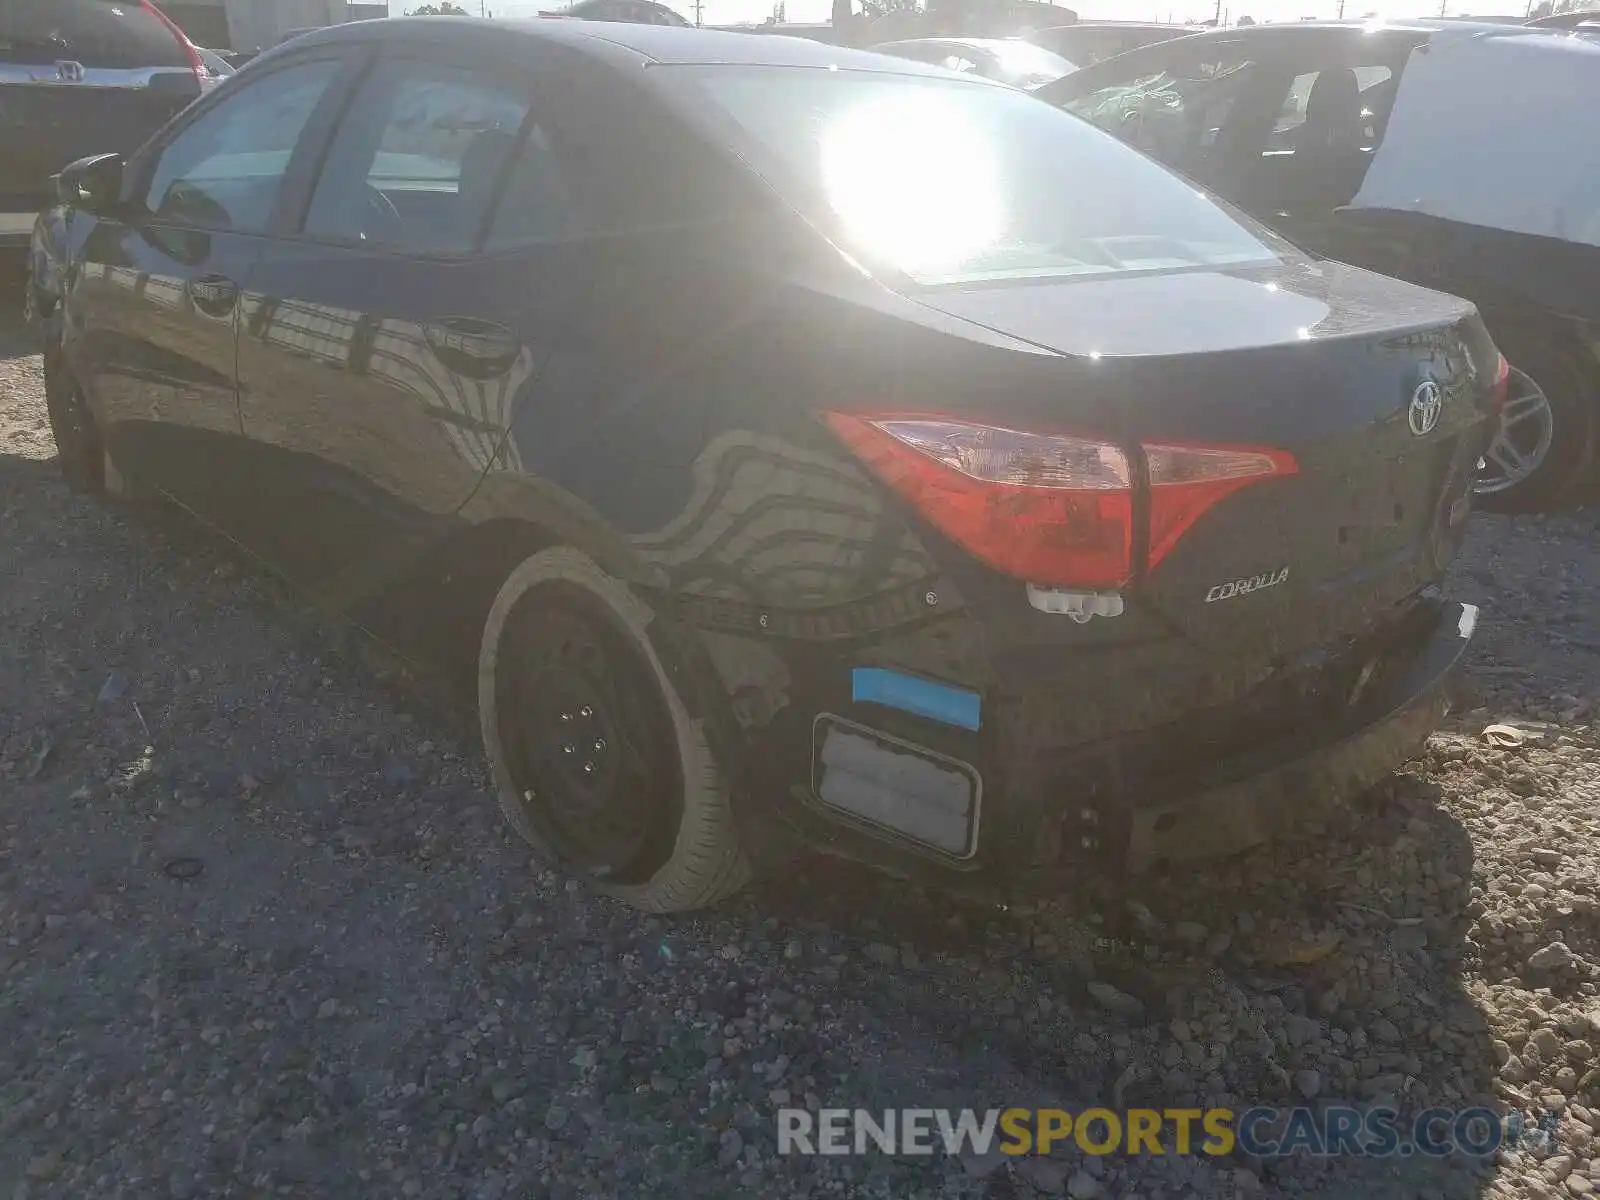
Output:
478 547 750 913
1473 328 1598 514
1474 367 1554 498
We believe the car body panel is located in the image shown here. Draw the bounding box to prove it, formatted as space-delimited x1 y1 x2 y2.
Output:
66 218 262 515
234 244 576 592
1347 29 1600 253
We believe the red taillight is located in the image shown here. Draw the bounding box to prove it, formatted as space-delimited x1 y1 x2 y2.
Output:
823 413 1297 590
141 0 216 89
1144 440 1300 567
1490 352 1511 413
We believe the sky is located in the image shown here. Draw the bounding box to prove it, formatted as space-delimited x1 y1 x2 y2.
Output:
387 0 1533 38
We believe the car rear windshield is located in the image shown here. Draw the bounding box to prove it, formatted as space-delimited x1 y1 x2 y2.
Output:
0 0 189 69
665 65 1284 287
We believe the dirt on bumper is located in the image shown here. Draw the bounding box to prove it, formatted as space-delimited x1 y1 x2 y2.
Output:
1122 599 1477 871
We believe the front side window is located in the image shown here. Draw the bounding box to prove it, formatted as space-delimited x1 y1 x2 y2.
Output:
141 58 341 231
670 66 1284 287
304 59 534 253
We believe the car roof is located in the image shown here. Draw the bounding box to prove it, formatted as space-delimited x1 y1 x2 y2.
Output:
1142 16 1547 42
875 36 1038 51
273 14 974 77
1145 18 1600 57
1036 20 1200 31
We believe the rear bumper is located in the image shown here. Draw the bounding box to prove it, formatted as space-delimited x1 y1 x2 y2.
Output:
737 595 1477 886
1122 599 1476 871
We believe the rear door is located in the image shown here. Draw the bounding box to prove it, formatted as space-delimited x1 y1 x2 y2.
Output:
0 0 199 230
234 46 585 599
66 51 352 514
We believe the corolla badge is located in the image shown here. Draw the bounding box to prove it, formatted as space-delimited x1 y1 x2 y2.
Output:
1408 380 1443 436
1204 566 1289 603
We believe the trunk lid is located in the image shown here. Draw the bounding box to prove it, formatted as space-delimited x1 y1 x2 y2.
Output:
913 258 1495 704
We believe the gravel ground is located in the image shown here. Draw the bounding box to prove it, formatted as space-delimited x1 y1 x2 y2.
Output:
5 291 1600 1200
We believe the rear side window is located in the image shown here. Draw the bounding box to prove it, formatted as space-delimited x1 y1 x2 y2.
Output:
303 59 535 253
0 0 189 69
142 59 342 231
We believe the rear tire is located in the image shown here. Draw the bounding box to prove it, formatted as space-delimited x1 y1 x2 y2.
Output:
1474 326 1597 513
478 546 751 913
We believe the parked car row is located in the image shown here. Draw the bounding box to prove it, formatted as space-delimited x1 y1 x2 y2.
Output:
1 0 222 253
1038 19 1600 511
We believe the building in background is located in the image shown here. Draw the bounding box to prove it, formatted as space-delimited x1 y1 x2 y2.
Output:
161 0 387 52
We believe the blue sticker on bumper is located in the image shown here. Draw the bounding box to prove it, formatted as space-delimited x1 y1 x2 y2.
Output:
850 668 982 731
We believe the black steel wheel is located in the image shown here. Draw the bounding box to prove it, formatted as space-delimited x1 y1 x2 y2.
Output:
478 546 751 912
495 587 680 883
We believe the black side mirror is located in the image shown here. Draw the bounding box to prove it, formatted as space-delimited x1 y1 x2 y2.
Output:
55 154 126 216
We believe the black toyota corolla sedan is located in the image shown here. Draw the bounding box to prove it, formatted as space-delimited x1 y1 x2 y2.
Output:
34 17 1499 911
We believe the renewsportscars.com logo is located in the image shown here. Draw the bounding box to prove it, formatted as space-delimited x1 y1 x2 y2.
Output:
777 1105 1511 1160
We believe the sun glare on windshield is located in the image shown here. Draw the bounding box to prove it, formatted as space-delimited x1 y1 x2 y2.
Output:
819 94 1003 277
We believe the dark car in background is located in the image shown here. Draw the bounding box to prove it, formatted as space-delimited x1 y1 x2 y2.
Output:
1 0 217 253
36 18 1494 911
869 36 1076 86
539 1 691 26
1524 9 1600 29
1041 20 1600 511
1027 21 1199 66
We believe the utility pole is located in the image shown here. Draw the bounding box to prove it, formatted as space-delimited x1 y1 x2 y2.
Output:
693 0 703 23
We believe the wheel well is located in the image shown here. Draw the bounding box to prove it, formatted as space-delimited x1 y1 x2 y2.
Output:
379 518 557 704
396 518 757 860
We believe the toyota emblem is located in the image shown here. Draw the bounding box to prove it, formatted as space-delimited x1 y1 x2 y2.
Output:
1408 380 1442 436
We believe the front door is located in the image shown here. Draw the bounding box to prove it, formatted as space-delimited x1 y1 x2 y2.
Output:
66 53 350 516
